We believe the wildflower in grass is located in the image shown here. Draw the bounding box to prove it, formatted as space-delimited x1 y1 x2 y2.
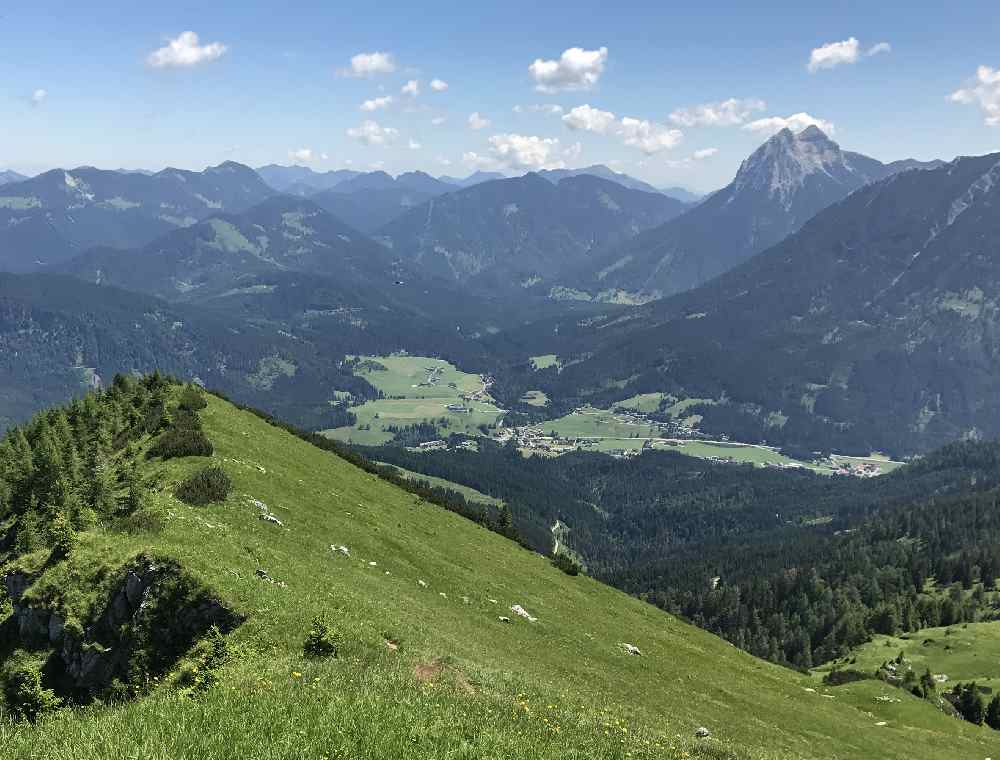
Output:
292 671 302 679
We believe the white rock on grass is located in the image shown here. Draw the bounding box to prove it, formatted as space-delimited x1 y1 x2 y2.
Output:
621 643 642 656
511 604 537 622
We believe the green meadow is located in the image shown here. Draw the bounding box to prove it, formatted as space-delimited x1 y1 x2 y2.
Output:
323 355 504 445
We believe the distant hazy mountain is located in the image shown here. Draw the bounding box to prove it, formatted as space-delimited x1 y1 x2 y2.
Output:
576 126 943 303
518 151 1000 455
310 171 457 233
0 162 274 272
0 170 28 186
438 171 507 187
115 168 156 176
660 186 703 204
378 173 687 293
538 165 663 195
255 164 360 193
62 196 397 301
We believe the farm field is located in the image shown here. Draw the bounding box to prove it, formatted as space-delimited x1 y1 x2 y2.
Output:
541 405 663 440
519 407 902 475
322 355 504 445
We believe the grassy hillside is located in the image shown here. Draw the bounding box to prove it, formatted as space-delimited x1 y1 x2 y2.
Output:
2 388 998 759
815 621 1000 694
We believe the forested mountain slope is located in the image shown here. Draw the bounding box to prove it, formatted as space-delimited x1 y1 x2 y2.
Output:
378 173 687 294
496 152 1000 455
573 126 942 302
0 379 995 759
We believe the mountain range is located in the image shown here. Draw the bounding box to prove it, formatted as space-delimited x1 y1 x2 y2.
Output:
0 162 274 272
309 171 458 232
567 126 944 303
377 172 688 293
502 151 1000 455
537 164 665 195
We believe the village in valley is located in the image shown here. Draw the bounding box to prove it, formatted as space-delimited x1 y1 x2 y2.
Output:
328 354 898 477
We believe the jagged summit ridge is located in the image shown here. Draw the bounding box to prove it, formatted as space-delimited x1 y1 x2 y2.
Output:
732 127 860 206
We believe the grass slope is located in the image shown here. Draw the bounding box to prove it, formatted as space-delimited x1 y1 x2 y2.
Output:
815 621 1000 693
3 394 997 759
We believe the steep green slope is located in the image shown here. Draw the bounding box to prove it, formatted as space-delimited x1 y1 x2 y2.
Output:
1 386 997 759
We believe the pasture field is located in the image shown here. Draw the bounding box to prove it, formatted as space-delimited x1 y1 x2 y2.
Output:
615 392 669 414
541 406 663 440
519 390 550 407
323 355 504 445
529 354 560 370
814 621 1000 693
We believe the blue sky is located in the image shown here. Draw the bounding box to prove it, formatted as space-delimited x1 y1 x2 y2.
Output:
2 1 998 191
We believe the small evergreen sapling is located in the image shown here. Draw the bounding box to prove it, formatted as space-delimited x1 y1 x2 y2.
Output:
303 614 339 658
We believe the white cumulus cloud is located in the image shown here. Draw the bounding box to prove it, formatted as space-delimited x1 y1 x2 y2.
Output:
562 104 617 134
430 79 449 92
665 147 719 168
340 51 396 78
561 104 683 154
431 116 447 126
808 37 890 72
360 96 393 112
408 139 422 150
30 89 47 106
468 112 491 130
401 79 420 97
743 112 836 136
147 31 227 69
514 103 564 115
346 120 400 146
465 133 565 171
288 148 314 163
529 46 608 93
950 65 1000 127
669 98 766 127
619 117 683 154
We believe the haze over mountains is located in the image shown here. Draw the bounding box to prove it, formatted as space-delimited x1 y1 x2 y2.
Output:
0 162 273 272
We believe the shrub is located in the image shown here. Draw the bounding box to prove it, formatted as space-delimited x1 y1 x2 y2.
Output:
48 511 77 560
148 427 214 460
552 552 582 576
303 614 339 658
1 655 61 722
178 386 208 412
822 668 871 686
176 467 231 506
173 626 229 694
116 507 166 535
